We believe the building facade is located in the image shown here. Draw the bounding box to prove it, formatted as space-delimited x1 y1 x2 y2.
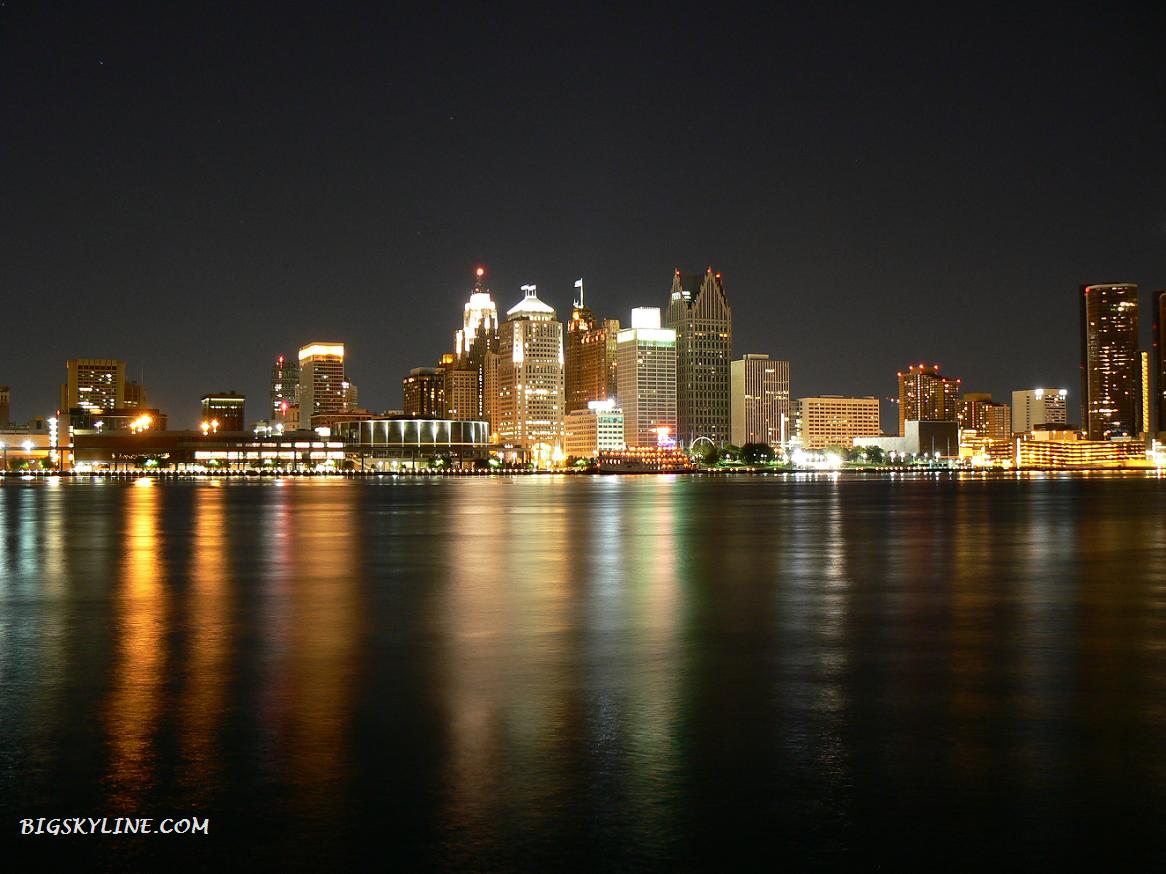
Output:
0 385 8 426
664 267 732 447
564 300 619 414
492 286 564 453
62 359 126 413
444 367 479 420
563 400 625 458
298 342 348 424
452 266 500 420
616 308 677 447
402 367 445 418
959 393 1010 440
200 392 246 432
1080 282 1140 439
270 354 300 421
730 354 791 447
1156 290 1165 435
1011 388 1068 433
897 363 960 434
797 396 881 449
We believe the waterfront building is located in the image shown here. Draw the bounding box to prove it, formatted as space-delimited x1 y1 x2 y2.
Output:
616 307 677 447
61 358 126 413
123 380 147 409
1015 428 1147 469
270 354 301 421
797 396 881 449
664 267 732 447
200 392 246 432
854 420 960 458
730 354 791 447
1140 350 1152 436
1011 388 1069 433
298 342 348 424
596 445 695 472
0 385 8 426
897 363 959 435
959 393 1010 440
564 282 620 414
403 367 446 418
492 285 564 454
1080 282 1139 439
563 399 625 458
1156 290 1165 435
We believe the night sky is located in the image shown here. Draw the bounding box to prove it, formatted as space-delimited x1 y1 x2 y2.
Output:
3 2 1164 430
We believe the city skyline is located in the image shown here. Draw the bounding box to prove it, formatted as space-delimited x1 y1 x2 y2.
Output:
2 4 1163 427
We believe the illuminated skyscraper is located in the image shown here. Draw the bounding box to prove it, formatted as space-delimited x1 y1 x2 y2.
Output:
61 359 126 413
897 363 960 435
1080 283 1139 439
492 285 564 453
270 354 300 421
1011 388 1068 433
564 279 620 414
402 367 445 418
298 342 347 424
616 307 677 447
959 392 1010 440
730 354 791 447
665 267 732 447
452 266 500 420
1139 350 1152 436
1155 290 1165 434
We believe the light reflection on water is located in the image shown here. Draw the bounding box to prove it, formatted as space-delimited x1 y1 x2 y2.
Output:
0 474 1164 869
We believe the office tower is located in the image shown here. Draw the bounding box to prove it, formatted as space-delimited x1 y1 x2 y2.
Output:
298 342 347 424
444 367 478 419
123 380 147 409
0 385 8 426
563 399 626 458
563 278 620 414
403 368 446 418
616 307 677 447
271 354 301 421
897 363 960 435
959 393 1010 440
797 396 881 449
453 266 501 419
200 392 246 432
1080 282 1139 439
1155 290 1165 434
730 354 791 447
1011 388 1068 433
1140 351 1152 435
62 359 126 412
493 285 564 452
665 266 732 447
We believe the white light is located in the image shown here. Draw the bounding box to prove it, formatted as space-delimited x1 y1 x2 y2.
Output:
298 342 345 361
630 307 661 330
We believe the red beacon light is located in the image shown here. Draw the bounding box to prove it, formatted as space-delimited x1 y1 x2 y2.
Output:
475 266 486 278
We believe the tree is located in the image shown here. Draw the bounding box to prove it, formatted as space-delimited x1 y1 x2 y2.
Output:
865 446 886 465
741 442 774 465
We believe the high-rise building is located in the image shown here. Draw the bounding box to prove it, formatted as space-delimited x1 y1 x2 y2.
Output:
563 399 626 458
298 342 347 424
403 367 446 418
492 285 564 453
123 380 147 409
62 359 126 413
452 266 501 420
564 280 620 414
1011 388 1068 433
665 267 732 447
1155 290 1165 435
730 354 791 447
200 392 246 432
897 363 959 435
271 355 300 421
959 393 1010 440
1139 350 1152 436
444 367 479 420
1080 282 1139 439
797 396 881 449
616 307 677 447
0 385 8 426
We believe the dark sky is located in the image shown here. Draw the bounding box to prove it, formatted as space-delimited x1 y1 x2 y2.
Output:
3 2 1164 430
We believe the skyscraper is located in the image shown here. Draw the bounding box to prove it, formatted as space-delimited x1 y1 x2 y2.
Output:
1011 388 1068 433
492 285 564 454
730 354 791 447
1080 283 1139 439
453 266 500 420
1139 350 1151 436
616 307 677 447
1155 290 1165 435
298 342 347 424
0 385 8 426
563 279 620 414
897 363 959 435
271 354 300 421
200 392 246 432
403 368 445 418
664 267 732 448
61 359 126 413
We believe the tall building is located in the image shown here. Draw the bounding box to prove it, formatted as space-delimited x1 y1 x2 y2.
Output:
1011 388 1068 433
271 354 300 421
959 393 1010 440
897 363 959 435
200 392 246 432
298 342 348 424
1139 350 1152 436
1080 282 1139 439
797 396 881 449
123 380 147 409
1155 290 1165 435
62 359 126 413
665 267 732 447
564 280 620 414
730 354 791 447
453 266 501 420
444 367 479 420
493 285 564 453
0 385 8 426
616 307 677 447
403 367 445 418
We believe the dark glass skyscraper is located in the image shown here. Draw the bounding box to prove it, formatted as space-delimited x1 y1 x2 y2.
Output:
1080 283 1140 439
664 267 732 447
1154 289 1165 435
270 354 300 421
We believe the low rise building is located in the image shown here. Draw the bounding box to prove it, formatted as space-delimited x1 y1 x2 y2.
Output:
564 400 625 458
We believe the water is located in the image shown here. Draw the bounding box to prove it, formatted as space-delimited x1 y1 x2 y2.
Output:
1 474 1165 870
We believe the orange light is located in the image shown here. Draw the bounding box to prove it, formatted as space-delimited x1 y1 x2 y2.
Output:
475 266 486 278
